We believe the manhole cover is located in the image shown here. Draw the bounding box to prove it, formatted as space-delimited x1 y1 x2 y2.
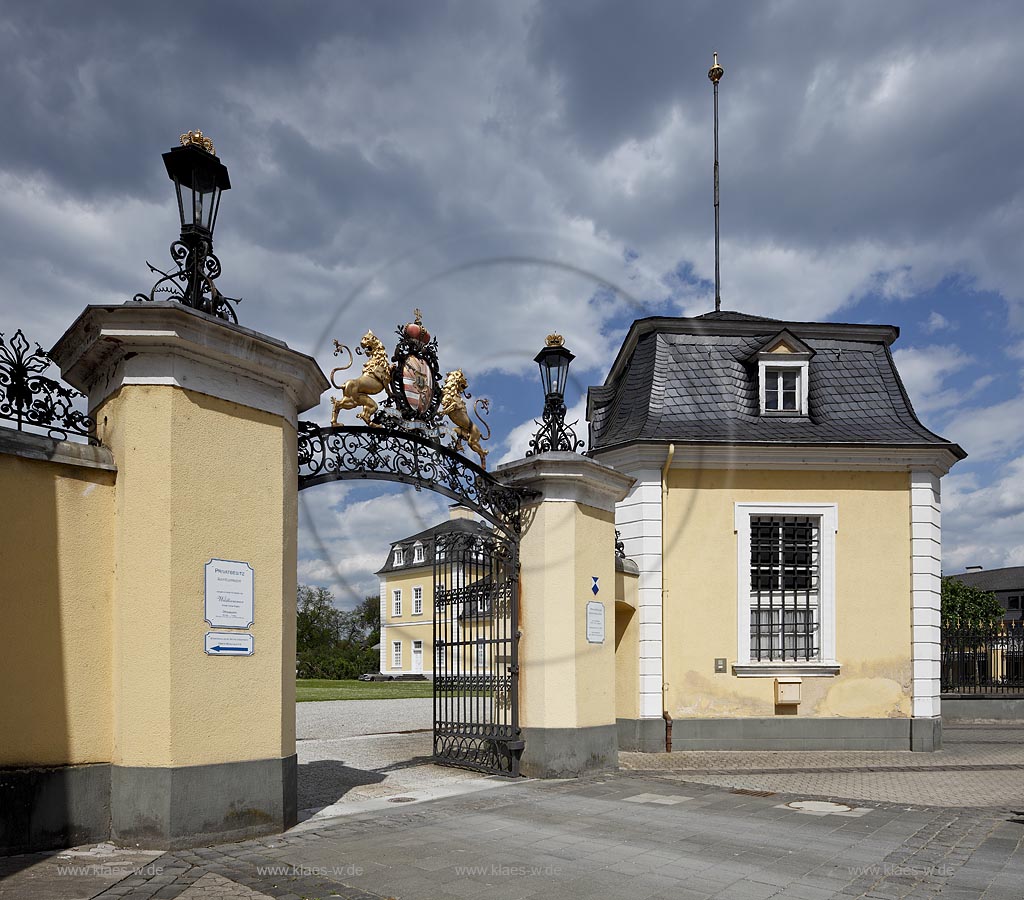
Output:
786 800 852 813
387 796 417 803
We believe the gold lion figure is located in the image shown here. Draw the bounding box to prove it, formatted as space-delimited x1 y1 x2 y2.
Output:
329 331 393 426
441 369 491 469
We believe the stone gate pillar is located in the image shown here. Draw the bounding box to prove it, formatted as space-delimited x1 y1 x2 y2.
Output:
51 302 327 848
497 453 635 777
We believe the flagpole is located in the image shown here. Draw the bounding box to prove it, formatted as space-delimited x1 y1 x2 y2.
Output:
708 52 724 312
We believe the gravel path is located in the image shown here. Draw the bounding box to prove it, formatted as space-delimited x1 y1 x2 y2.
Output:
296 697 432 740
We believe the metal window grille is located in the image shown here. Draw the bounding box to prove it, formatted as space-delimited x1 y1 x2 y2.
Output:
765 369 798 411
749 516 820 661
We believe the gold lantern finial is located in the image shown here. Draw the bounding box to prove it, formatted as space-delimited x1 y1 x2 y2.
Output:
180 129 215 155
545 333 565 348
708 51 724 84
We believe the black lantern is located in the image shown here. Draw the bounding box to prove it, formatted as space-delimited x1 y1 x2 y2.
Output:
535 338 574 403
163 139 230 240
526 334 585 456
132 130 239 323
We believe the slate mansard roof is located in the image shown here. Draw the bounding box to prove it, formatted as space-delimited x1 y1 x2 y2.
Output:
375 517 491 576
587 311 966 456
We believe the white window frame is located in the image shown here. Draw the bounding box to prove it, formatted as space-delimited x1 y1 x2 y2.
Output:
391 640 402 669
393 548 404 566
758 358 809 416
733 502 839 676
412 585 423 615
413 543 425 564
392 589 402 617
476 638 486 669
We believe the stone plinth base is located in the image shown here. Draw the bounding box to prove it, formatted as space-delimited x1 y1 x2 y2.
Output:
111 755 298 849
520 725 618 778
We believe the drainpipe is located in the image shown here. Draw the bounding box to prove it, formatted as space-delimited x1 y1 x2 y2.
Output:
661 443 675 753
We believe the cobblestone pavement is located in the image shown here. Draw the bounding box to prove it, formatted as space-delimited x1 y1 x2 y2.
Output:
620 725 1024 808
4 724 1023 899
23 773 1022 900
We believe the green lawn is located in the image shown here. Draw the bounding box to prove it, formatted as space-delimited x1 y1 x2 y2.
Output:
296 678 434 702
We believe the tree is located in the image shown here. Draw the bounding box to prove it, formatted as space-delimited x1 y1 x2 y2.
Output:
296 586 381 679
296 585 344 652
941 577 1003 627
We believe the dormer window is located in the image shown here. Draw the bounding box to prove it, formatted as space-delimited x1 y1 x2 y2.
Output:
764 367 800 412
393 548 404 566
413 543 425 564
748 329 813 417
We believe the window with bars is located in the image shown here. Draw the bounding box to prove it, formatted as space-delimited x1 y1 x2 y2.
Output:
749 516 820 661
412 586 423 615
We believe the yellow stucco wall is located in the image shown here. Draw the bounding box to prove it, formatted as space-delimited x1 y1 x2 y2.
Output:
519 500 617 730
383 567 436 673
99 384 296 768
383 566 498 672
0 449 115 766
614 570 639 721
663 468 912 719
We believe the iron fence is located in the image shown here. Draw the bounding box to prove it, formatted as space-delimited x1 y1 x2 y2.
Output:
0 329 96 443
941 620 1024 695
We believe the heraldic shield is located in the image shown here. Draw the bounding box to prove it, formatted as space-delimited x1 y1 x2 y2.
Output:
389 309 442 422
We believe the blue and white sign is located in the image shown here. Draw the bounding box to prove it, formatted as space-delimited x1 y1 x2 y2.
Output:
204 559 254 629
205 632 254 656
591 576 600 595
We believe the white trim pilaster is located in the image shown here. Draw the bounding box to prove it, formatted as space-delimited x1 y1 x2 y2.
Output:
911 471 942 718
615 469 663 719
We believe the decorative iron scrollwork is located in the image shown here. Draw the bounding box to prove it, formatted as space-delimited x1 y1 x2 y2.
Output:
525 396 585 456
0 329 96 443
297 422 526 536
132 238 239 323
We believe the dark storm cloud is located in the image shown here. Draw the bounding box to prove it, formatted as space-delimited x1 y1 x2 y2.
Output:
0 1 455 200
527 0 1024 252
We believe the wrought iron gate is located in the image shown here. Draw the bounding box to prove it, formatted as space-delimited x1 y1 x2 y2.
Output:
296 310 529 776
433 529 522 776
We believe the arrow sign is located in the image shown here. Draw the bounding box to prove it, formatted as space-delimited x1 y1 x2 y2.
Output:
205 632 254 656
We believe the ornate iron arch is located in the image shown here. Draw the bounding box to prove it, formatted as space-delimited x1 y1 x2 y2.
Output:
297 422 524 537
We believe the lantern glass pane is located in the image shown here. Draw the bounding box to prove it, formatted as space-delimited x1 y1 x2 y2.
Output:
174 180 188 229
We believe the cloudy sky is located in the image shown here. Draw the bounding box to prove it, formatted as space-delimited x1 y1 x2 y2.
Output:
3 1 1022 605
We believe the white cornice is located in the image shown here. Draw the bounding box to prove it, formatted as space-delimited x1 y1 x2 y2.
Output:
496 452 636 512
49 303 329 427
592 442 962 477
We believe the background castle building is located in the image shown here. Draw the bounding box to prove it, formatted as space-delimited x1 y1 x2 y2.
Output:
377 505 493 678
